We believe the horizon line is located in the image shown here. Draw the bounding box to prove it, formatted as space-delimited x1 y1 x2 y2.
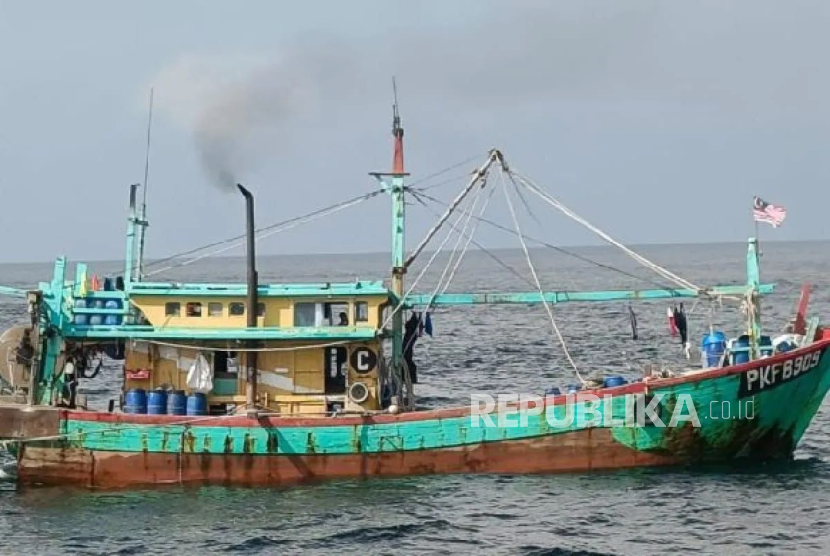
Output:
0 237 826 267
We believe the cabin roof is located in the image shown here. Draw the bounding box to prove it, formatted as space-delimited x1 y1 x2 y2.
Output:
124 280 391 298
63 325 381 341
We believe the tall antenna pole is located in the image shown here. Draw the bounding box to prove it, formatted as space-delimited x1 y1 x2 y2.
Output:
135 87 154 281
142 88 153 207
392 77 404 174
369 77 412 409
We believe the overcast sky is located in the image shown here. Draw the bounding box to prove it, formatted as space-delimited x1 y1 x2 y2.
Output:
1 0 828 264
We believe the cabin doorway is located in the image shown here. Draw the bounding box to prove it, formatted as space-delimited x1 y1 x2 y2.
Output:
324 346 347 394
212 350 239 396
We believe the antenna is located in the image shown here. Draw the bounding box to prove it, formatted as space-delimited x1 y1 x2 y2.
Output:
135 87 154 280
391 77 404 174
142 87 154 206
392 76 401 132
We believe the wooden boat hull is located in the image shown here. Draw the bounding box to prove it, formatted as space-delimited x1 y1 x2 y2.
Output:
14 339 830 489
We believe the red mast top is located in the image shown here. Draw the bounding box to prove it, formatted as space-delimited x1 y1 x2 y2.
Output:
392 77 404 174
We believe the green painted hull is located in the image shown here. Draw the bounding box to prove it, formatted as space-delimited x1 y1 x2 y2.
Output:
16 340 830 488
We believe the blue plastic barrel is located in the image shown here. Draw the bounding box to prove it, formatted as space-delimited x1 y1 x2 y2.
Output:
168 390 187 415
732 335 750 364
604 375 628 388
73 299 88 325
565 384 582 393
147 389 168 415
702 331 727 367
544 386 561 396
86 298 104 325
104 299 122 326
186 392 207 416
124 388 147 414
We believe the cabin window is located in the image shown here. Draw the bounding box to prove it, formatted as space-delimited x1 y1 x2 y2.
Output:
229 302 245 316
324 302 350 326
355 302 369 323
257 302 266 317
186 302 202 317
208 302 223 317
294 302 316 327
165 302 180 317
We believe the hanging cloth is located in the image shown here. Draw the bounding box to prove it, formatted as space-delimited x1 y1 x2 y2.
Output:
674 303 690 358
628 305 638 341
673 304 688 345
667 306 678 336
186 353 213 393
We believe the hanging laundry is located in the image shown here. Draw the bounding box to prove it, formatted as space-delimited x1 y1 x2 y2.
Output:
628 305 638 340
187 353 214 393
404 313 420 384
674 303 690 357
667 306 678 336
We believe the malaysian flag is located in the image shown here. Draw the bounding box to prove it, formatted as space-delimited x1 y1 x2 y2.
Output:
753 196 787 228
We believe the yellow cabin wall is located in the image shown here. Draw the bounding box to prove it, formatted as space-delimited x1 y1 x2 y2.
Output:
123 339 383 416
129 295 387 329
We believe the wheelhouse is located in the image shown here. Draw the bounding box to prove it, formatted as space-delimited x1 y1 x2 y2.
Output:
35 258 396 417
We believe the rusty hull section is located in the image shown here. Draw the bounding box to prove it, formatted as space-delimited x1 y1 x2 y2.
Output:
17 428 680 489
0 405 61 440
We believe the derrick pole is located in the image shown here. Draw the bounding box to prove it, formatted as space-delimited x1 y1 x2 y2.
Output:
371 78 411 408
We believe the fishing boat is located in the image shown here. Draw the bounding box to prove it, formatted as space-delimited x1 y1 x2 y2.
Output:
1 101 829 489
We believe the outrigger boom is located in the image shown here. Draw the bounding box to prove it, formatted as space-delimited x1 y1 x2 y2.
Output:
407 284 775 306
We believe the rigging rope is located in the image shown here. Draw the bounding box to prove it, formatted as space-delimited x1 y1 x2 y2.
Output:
407 153 484 189
509 169 703 293
499 169 584 383
437 185 497 299
404 151 499 269
143 155 483 275
144 190 383 278
421 181 493 312
409 190 536 288
411 189 681 293
380 182 487 331
138 338 355 352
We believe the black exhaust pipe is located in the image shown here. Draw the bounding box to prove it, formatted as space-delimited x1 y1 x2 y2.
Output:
237 184 258 415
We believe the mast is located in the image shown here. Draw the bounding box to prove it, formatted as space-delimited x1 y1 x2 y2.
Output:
370 78 411 408
390 79 409 407
391 77 405 318
124 183 140 288
237 184 259 416
746 237 762 359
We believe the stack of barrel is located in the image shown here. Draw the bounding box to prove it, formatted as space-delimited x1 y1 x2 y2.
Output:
73 297 123 325
124 388 207 416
